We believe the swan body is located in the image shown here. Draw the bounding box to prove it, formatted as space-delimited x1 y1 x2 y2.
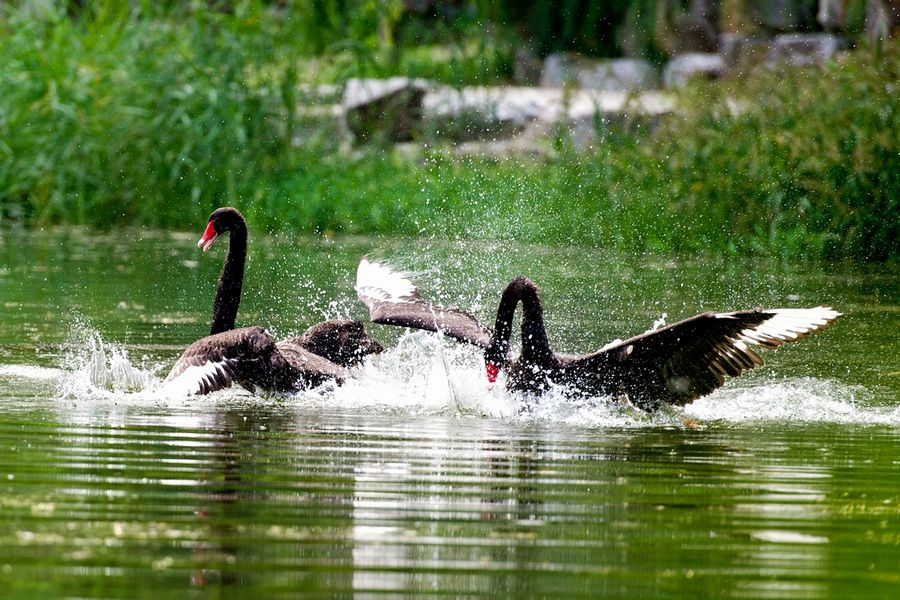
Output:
162 208 382 395
356 258 840 409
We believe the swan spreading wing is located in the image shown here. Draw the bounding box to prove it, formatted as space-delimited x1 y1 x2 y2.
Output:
356 258 492 348
568 307 841 406
162 326 275 395
355 258 841 407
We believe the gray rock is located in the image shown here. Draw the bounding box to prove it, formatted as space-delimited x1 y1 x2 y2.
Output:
540 53 578 87
541 54 660 92
342 77 429 143
394 85 679 158
343 77 428 110
448 90 677 158
424 86 562 123
719 33 772 70
671 0 720 52
566 90 675 121
422 86 560 142
576 58 660 92
513 48 543 86
766 34 845 66
867 0 900 44
663 53 726 87
420 84 675 146
818 0 845 30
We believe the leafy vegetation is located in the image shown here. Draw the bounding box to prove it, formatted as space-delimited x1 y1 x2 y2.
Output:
0 1 302 227
640 49 900 261
0 1 897 261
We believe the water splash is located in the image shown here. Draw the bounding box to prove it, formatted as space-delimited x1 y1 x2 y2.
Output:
324 331 515 418
685 377 895 425
0 364 63 381
14 322 893 428
55 320 154 399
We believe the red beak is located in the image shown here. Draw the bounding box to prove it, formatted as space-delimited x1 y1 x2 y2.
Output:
485 362 500 383
197 221 218 252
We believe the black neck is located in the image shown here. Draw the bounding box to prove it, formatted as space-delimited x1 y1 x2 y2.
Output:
486 277 553 366
209 221 247 335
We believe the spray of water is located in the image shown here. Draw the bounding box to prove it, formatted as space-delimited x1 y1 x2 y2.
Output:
55 320 154 399
12 319 890 428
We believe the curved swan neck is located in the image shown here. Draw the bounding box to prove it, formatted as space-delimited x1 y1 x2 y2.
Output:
209 220 247 335
486 277 551 366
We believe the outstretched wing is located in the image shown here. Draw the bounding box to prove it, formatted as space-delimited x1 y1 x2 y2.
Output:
162 326 276 395
565 307 841 407
355 257 492 348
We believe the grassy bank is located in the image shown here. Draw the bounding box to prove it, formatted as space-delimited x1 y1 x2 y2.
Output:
0 3 897 261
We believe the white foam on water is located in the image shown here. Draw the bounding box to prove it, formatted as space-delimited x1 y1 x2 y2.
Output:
305 331 517 419
0 364 64 381
684 377 899 426
29 323 897 428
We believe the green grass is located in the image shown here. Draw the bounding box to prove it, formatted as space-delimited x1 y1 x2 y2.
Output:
254 145 676 254
0 2 897 262
228 45 900 263
652 51 900 261
0 2 301 227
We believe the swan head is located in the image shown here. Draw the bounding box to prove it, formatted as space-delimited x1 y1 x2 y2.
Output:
483 340 510 383
198 207 246 252
485 361 501 383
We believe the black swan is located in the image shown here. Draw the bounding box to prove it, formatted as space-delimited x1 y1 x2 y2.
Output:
162 208 382 395
355 258 840 409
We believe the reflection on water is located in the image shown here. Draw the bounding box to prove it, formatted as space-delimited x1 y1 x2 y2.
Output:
735 464 832 600
0 230 898 597
1 400 899 597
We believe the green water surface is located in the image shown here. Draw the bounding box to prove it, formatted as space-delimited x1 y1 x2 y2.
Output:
0 228 898 598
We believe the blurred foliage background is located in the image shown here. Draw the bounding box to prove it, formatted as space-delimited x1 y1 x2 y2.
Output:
0 0 897 261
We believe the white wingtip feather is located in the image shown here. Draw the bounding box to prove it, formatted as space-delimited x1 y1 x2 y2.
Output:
739 307 841 346
356 257 418 303
160 359 234 396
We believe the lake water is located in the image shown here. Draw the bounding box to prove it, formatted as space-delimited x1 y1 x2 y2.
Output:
0 228 898 598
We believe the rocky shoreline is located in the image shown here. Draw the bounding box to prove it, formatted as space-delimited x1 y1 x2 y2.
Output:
297 0 897 157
